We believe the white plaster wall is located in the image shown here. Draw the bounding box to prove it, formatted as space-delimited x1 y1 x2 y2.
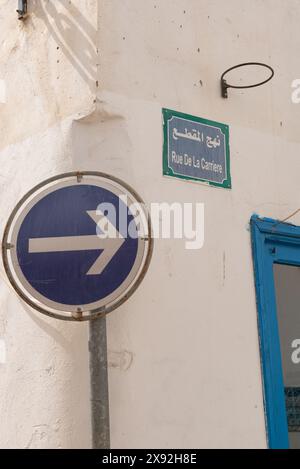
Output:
97 0 300 449
0 0 300 449
0 0 98 449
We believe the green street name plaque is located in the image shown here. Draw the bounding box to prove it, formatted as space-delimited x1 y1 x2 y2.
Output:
163 108 231 189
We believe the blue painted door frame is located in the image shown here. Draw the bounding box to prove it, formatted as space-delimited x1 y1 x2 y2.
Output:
251 215 300 449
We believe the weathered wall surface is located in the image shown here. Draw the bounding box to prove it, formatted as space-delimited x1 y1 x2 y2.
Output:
0 0 98 449
0 0 300 449
97 0 300 449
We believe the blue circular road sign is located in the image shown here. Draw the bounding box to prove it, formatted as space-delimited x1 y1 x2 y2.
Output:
2 172 153 321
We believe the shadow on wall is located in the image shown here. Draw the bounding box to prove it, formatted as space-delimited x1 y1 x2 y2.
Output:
21 301 91 448
32 0 98 92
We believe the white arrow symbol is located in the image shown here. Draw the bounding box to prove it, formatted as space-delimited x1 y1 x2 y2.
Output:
28 210 125 276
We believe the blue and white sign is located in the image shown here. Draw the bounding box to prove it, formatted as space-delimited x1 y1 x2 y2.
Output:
2 173 152 320
163 108 231 189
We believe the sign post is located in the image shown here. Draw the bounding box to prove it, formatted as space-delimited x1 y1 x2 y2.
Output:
2 171 153 448
89 316 110 449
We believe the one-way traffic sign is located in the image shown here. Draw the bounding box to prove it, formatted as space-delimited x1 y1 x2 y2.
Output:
2 172 152 321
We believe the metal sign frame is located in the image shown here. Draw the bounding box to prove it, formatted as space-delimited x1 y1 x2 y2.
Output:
2 172 153 321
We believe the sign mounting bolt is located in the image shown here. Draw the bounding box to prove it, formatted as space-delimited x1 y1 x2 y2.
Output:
76 172 83 183
72 308 83 320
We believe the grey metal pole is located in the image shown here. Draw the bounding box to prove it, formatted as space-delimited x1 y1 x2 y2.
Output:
89 316 110 449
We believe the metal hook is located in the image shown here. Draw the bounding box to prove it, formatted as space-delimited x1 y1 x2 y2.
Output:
17 0 27 20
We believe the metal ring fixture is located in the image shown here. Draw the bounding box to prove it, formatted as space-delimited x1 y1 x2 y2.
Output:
221 62 274 98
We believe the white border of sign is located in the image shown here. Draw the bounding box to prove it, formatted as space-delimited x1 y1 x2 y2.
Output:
2 172 153 321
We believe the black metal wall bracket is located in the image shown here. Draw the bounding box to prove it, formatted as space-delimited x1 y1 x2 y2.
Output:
17 0 27 20
221 79 230 99
221 62 274 99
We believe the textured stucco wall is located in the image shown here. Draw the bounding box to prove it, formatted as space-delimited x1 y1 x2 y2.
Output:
0 0 98 449
97 0 300 449
0 0 300 449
